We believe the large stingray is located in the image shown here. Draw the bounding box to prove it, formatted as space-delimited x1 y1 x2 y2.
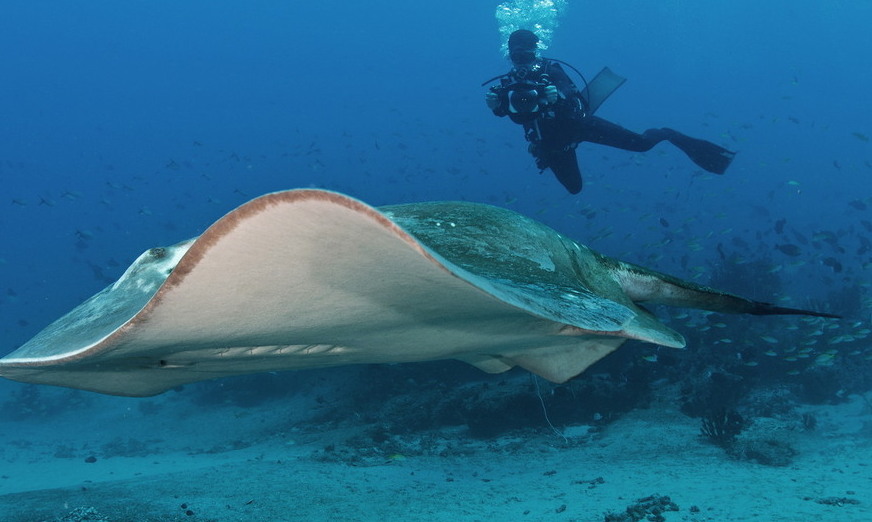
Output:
0 189 836 396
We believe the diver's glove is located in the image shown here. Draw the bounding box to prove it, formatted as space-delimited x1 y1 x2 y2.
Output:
485 90 500 110
543 84 558 104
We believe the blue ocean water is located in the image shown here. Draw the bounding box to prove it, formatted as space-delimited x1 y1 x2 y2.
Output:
1 1 871 519
2 1 870 350
2 0 870 354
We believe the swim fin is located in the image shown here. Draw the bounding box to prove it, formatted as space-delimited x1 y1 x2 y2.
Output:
581 67 627 115
664 128 736 174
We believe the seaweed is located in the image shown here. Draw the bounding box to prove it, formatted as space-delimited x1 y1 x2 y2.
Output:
700 408 744 447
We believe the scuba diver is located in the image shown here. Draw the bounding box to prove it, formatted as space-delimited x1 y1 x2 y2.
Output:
484 29 736 194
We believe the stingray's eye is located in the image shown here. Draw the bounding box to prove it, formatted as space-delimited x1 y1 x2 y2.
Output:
149 247 167 259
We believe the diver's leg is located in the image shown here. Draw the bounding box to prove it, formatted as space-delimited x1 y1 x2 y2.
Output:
574 116 666 152
546 148 583 194
528 120 583 194
575 118 735 174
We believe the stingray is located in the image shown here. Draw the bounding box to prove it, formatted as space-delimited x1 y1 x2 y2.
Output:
0 189 837 396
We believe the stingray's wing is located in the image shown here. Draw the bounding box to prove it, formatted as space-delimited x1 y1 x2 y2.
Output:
0 190 835 396
0 190 680 396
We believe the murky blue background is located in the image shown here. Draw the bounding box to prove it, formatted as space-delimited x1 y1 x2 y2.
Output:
2 0 870 355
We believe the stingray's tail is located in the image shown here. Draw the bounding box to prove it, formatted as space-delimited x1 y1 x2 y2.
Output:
743 302 841 319
609 258 840 319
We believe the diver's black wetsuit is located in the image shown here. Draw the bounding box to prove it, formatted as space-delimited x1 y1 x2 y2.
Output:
489 59 736 194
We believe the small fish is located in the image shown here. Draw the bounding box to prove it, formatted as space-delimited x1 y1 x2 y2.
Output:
761 336 779 344
814 353 836 366
774 218 786 234
775 244 802 257
822 257 843 273
641 354 658 363
849 200 868 211
851 131 870 142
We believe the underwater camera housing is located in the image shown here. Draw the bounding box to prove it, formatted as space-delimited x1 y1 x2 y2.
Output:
493 76 551 116
508 85 542 113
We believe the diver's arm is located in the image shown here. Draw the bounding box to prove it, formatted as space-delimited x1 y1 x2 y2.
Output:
484 86 509 118
544 61 588 115
544 62 579 101
486 86 510 117
485 89 501 114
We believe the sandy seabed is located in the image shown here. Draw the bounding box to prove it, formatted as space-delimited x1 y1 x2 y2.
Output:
0 379 869 522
